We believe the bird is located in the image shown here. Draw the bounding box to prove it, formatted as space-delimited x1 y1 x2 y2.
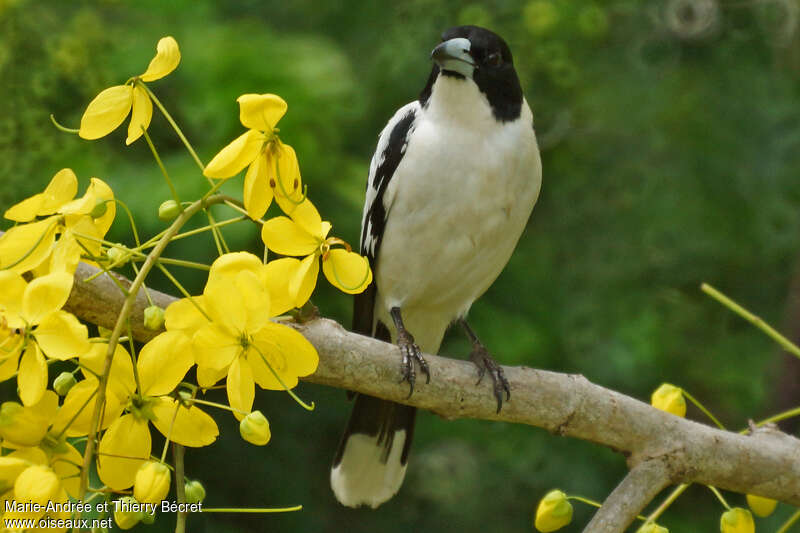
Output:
330 25 542 509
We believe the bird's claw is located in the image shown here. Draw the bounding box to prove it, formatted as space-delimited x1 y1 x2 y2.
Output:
470 345 510 413
397 330 429 397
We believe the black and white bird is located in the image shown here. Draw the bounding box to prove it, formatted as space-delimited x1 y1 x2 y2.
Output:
331 26 542 509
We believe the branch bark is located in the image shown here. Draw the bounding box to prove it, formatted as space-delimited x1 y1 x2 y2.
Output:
65 262 800 529
583 458 672 533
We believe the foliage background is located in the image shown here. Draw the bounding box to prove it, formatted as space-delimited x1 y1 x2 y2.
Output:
2 0 800 531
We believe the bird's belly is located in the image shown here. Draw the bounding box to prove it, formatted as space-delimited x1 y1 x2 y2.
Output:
374 131 539 341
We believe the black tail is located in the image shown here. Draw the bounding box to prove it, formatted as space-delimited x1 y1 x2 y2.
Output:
331 288 416 508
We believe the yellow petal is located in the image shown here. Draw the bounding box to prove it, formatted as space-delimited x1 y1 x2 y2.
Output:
50 442 83 499
0 394 55 447
151 397 219 447
48 234 82 275
40 169 79 215
263 257 302 315
747 493 778 518
290 254 319 308
97 414 151 491
271 144 304 211
249 322 318 390
80 341 136 401
137 331 192 396
204 277 247 335
33 311 90 361
0 456 32 487
208 252 264 286
79 85 133 140
165 296 208 333
322 249 373 294
51 378 124 437
287 197 323 238
0 332 23 382
0 271 27 328
227 356 254 421
192 324 239 372
234 270 271 333
203 129 264 179
196 364 227 389
237 93 287 132
0 217 59 274
22 272 73 325
140 36 181 82
243 155 273 220
260 216 319 256
17 343 46 407
14 464 60 506
4 193 45 223
126 84 153 145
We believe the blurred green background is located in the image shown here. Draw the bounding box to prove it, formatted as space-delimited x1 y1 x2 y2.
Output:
3 0 800 531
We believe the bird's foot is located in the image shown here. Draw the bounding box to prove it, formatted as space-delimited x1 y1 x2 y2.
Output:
469 344 510 413
397 329 429 398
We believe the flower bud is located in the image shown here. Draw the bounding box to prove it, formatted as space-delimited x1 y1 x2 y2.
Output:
0 401 48 447
184 480 206 504
651 383 686 417
98 325 113 338
90 197 108 219
637 523 669 533
134 461 171 504
720 507 754 533
158 200 182 221
53 372 77 396
140 508 156 525
746 494 777 517
534 489 573 532
14 465 60 506
143 305 165 331
106 244 131 267
113 496 142 530
239 410 271 446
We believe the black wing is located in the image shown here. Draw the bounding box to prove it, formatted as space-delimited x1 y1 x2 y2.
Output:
352 102 419 336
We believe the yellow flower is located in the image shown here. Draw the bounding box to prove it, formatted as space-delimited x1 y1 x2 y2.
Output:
720 507 755 533
637 523 669 533
79 36 180 144
0 271 90 405
0 169 115 275
650 383 686 417
94 331 218 491
261 198 372 305
133 461 171 504
534 490 573 532
191 255 319 417
239 410 271 446
203 94 304 219
746 494 777 517
0 444 82 525
0 391 58 447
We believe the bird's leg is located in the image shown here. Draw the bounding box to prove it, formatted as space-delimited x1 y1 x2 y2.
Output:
390 307 430 397
459 319 510 413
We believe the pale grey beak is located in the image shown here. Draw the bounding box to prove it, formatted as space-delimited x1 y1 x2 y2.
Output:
431 37 475 78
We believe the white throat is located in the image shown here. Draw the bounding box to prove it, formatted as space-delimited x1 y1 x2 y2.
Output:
425 75 493 126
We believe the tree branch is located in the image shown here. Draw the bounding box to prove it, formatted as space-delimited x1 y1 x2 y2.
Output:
583 458 672 533
64 262 800 527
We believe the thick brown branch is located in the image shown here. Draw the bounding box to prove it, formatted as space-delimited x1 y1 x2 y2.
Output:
65 262 800 514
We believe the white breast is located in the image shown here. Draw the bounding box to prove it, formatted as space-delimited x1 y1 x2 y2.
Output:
373 76 542 353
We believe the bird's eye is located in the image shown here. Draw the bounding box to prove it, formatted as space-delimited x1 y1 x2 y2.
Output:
486 52 503 67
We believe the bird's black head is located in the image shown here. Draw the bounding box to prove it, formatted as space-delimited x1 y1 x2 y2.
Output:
420 26 523 122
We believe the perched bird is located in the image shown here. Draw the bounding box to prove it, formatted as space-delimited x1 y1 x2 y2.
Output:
331 25 542 509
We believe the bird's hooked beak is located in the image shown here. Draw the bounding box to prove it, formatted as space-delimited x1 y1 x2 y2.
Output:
431 37 475 78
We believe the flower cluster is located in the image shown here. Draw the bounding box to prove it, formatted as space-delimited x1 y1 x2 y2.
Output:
0 34 371 531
